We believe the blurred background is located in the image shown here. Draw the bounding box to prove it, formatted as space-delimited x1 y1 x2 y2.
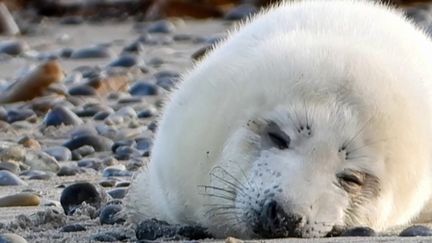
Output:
0 0 431 20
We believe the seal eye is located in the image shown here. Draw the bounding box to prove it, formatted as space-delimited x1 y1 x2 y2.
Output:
268 132 290 150
337 171 364 190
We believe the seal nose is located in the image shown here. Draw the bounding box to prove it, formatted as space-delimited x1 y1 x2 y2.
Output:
254 200 303 238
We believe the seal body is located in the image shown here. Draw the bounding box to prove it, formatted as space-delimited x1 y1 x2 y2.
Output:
127 0 432 238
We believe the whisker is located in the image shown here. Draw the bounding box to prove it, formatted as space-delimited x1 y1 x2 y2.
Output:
199 193 236 202
198 185 239 196
210 166 249 192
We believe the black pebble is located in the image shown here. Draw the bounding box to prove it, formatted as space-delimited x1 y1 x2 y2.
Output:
93 231 128 242
129 81 158 96
400 225 432 237
70 46 112 59
61 224 86 232
57 166 82 176
340 226 376 237
136 219 175 241
7 109 35 123
68 85 97 96
177 225 213 240
43 106 83 126
60 182 103 215
108 55 138 68
107 188 127 199
64 134 113 152
99 204 125 225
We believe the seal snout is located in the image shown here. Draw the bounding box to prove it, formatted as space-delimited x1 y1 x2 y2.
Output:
253 200 303 238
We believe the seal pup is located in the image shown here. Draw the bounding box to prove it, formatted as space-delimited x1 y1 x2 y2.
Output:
127 0 432 238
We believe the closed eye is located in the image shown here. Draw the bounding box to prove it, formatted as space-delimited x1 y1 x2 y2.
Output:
268 131 290 150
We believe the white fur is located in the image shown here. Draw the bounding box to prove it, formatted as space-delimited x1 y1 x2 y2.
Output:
127 0 432 238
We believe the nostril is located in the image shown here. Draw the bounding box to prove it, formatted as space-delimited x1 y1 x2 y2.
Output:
266 200 279 221
255 200 304 238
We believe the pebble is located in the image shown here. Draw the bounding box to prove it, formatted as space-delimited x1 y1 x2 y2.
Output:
0 3 20 35
0 60 64 104
93 231 128 242
341 226 376 237
225 237 243 243
0 40 27 56
70 126 98 138
108 54 138 68
64 134 113 152
129 81 158 96
0 192 40 207
114 146 141 160
61 224 86 232
60 182 104 215
399 225 432 237
23 170 52 180
0 170 27 186
177 225 213 240
7 109 36 123
44 146 72 162
68 85 97 96
18 136 41 150
77 158 102 170
43 106 83 126
115 181 130 187
57 165 82 176
122 40 144 53
135 137 152 151
154 71 180 91
0 233 28 243
224 4 257 21
102 166 132 177
0 106 7 121
146 20 175 34
135 219 174 241
24 150 60 172
70 46 112 59
111 140 134 153
0 161 19 174
0 145 25 162
107 188 127 199
137 109 155 119
93 111 111 120
99 180 117 187
73 145 96 157
99 204 125 225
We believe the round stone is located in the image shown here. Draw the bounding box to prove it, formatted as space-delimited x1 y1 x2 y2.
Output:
63 134 113 152
0 161 19 174
77 159 102 170
0 40 27 56
43 106 83 127
137 109 155 119
7 109 35 123
177 225 213 240
136 219 174 241
92 231 128 242
0 233 28 243
107 188 127 199
129 81 158 96
99 204 125 225
341 226 376 237
68 85 97 96
44 146 72 162
102 167 132 177
57 165 82 176
70 46 112 59
60 182 103 215
400 225 432 237
61 224 86 232
0 170 27 186
146 20 175 34
108 55 138 68
0 192 40 207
